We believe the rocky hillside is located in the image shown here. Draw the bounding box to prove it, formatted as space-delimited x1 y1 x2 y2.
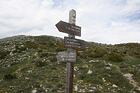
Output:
0 35 140 93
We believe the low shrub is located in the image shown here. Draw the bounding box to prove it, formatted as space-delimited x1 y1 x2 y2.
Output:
33 59 46 67
14 45 26 53
0 49 9 59
3 73 17 80
85 47 107 58
106 52 123 62
93 47 107 58
24 41 38 49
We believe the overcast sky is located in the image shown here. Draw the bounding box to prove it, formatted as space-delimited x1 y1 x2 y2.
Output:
0 0 140 44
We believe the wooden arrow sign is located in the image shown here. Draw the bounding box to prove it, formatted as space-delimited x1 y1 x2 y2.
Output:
64 37 86 49
56 51 76 62
56 21 81 36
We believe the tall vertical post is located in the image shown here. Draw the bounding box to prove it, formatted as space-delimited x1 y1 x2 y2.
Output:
66 9 76 93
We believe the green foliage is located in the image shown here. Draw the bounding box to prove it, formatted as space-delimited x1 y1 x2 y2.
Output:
0 48 9 59
0 35 140 93
93 47 107 58
33 58 47 67
34 36 57 48
39 52 49 58
39 52 56 58
75 61 134 93
3 73 17 80
24 41 38 49
49 56 57 62
55 41 65 52
115 43 140 58
84 46 107 58
14 45 26 53
133 66 140 84
106 52 123 62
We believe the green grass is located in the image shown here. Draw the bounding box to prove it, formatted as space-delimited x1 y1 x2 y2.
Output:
0 35 140 93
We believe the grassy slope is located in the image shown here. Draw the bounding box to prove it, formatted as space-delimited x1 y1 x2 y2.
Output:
0 35 140 93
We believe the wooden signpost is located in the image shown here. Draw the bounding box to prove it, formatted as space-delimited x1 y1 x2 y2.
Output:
56 9 83 93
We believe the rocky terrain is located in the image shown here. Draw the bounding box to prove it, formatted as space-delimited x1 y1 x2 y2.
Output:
0 35 140 93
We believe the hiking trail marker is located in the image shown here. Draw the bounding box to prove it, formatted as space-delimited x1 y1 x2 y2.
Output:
56 51 76 62
64 37 86 49
56 9 84 93
56 21 81 36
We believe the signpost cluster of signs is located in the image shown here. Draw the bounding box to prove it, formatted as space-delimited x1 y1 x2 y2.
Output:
56 9 85 93
56 20 85 63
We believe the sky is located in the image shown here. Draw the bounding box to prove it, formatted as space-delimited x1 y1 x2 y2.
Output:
0 0 140 44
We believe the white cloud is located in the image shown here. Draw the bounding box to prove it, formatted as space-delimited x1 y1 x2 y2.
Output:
0 0 140 44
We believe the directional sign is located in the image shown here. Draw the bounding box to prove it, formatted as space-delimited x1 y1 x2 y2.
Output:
56 21 81 36
56 51 76 62
64 37 86 49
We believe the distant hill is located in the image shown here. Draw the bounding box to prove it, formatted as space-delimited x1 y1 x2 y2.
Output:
0 35 140 93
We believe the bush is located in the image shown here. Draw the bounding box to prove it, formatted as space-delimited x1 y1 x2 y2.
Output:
40 52 49 58
56 41 65 52
93 47 107 58
85 47 107 58
4 73 17 80
106 52 123 62
0 49 9 59
14 45 26 53
49 56 57 62
24 41 38 49
33 59 46 67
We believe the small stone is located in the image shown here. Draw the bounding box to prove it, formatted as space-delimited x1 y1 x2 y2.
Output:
112 84 118 88
87 69 92 74
105 67 111 70
32 89 37 93
74 85 78 91
102 78 106 82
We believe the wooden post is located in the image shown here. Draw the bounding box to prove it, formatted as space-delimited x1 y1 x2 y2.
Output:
66 9 76 93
